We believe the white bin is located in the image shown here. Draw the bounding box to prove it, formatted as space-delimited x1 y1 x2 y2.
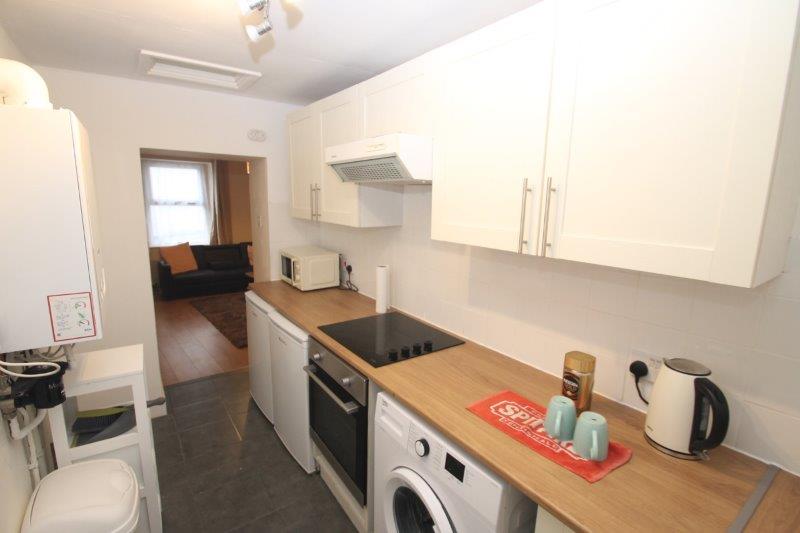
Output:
22 459 140 533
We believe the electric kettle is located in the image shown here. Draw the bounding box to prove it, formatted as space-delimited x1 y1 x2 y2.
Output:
644 358 729 460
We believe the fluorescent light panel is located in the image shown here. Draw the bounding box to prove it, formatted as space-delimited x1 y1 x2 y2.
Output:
139 50 262 90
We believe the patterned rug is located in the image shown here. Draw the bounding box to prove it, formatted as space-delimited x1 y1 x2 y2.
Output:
189 292 248 348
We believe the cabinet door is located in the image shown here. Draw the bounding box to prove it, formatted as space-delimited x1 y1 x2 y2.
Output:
360 55 434 138
318 87 363 226
543 0 797 284
288 106 319 220
430 1 555 253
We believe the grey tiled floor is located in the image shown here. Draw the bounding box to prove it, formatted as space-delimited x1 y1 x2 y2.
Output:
154 369 357 533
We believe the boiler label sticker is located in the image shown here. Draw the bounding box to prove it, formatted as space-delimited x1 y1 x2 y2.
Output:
47 292 97 342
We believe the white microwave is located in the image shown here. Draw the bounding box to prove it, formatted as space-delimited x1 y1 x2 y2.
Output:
280 246 340 291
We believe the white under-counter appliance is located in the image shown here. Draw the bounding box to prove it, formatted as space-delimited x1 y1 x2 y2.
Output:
325 133 433 184
280 245 340 291
374 392 537 533
0 60 104 353
268 310 315 473
245 291 275 422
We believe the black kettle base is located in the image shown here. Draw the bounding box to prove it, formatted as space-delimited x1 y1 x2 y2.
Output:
644 433 703 461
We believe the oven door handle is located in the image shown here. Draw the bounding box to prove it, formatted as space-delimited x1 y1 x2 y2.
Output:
303 365 360 415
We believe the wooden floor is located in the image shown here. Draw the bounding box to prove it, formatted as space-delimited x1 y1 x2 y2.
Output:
155 297 248 386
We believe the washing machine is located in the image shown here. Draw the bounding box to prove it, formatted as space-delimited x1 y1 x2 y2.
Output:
373 392 538 533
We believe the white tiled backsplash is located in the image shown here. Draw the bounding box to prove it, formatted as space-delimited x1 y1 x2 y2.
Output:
304 188 800 474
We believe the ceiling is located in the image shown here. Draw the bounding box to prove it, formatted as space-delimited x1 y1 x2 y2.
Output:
0 0 541 104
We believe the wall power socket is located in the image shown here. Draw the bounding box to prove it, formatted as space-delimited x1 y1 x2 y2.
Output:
631 349 663 383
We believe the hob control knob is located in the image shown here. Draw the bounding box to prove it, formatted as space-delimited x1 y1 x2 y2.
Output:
312 353 323 361
387 349 398 361
341 377 352 387
412 343 422 355
423 340 433 352
415 439 430 457
401 346 411 358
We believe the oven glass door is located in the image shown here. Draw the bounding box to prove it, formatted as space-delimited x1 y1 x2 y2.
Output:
307 363 367 503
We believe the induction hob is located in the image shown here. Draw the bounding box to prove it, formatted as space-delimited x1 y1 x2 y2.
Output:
318 312 464 367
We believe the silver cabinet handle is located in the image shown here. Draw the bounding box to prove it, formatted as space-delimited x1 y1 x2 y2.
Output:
303 365 359 415
541 177 556 256
313 183 321 220
309 183 316 220
518 178 533 253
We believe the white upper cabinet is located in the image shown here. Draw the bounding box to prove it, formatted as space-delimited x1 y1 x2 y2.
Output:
430 1 556 254
288 87 403 228
360 55 435 138
288 0 800 286
542 0 800 286
317 87 363 226
288 106 319 221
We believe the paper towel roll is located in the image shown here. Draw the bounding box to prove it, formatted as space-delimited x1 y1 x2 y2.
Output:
375 265 390 313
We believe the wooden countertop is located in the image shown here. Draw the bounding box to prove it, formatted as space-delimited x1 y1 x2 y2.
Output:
250 281 798 532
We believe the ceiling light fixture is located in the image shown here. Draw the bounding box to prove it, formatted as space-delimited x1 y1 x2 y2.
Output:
138 50 262 90
238 0 273 42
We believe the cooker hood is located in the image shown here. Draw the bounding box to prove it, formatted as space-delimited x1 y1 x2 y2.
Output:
324 133 433 184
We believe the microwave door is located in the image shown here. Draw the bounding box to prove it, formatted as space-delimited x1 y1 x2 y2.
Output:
281 255 294 283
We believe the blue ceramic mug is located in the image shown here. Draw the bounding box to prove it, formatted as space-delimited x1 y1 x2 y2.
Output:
544 395 577 441
572 411 609 461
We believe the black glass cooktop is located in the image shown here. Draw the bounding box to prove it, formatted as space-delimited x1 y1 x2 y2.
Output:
319 312 464 367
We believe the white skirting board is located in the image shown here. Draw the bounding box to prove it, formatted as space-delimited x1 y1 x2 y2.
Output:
315 452 367 533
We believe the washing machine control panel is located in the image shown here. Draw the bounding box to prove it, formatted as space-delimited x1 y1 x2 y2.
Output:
444 453 465 482
406 420 502 507
414 439 430 457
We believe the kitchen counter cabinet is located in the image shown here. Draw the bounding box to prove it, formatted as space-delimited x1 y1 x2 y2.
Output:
250 281 797 532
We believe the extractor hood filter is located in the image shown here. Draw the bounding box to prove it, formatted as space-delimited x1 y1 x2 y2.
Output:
325 133 433 185
331 156 412 183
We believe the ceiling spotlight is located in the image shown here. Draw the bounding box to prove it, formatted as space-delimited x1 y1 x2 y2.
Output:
238 0 267 16
238 0 272 41
245 17 273 41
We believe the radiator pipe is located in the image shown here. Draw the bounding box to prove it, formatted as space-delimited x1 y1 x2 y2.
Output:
0 374 16 421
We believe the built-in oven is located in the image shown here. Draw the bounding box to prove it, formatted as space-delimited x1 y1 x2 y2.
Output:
304 338 368 505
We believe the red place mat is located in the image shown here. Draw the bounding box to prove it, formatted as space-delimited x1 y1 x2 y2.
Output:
468 390 632 483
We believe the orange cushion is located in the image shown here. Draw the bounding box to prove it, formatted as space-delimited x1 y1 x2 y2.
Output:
160 243 198 274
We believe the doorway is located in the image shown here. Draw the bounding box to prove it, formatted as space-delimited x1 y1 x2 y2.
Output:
139 149 268 386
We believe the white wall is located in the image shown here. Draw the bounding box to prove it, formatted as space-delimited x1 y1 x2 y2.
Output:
315 188 800 474
0 23 25 62
0 27 38 533
35 66 300 406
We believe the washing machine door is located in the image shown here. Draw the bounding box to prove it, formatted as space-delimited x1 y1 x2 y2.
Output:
385 467 454 533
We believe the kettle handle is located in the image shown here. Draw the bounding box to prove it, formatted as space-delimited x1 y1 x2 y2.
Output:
690 378 729 454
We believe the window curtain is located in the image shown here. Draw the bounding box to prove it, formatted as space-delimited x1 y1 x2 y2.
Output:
141 159 216 246
211 160 233 245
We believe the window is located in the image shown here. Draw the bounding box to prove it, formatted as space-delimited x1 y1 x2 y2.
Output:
142 159 214 247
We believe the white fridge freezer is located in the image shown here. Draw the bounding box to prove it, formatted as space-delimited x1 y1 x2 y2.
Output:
245 291 275 423
269 310 315 473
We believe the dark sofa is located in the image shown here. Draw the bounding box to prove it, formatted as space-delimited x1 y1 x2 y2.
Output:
158 243 252 300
